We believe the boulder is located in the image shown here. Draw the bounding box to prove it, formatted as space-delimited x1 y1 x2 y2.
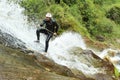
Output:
69 47 115 80
0 44 80 80
34 52 97 80
35 53 76 77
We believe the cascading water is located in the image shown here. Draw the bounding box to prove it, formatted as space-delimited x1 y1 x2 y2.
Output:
1 0 120 76
0 0 45 51
99 49 120 72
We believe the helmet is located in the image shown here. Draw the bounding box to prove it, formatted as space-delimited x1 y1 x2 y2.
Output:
46 13 52 18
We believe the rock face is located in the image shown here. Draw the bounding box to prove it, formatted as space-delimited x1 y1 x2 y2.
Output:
69 47 115 80
0 44 80 80
0 30 117 80
94 73 115 80
35 53 75 77
0 30 26 49
82 50 114 74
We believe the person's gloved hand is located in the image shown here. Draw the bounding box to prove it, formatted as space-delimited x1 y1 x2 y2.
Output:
53 33 57 36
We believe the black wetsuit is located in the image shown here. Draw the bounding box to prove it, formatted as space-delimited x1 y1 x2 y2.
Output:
36 19 59 52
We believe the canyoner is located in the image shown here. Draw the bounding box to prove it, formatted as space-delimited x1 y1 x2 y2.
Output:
35 13 59 53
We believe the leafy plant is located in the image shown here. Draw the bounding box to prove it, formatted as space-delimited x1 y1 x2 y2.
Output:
106 6 120 24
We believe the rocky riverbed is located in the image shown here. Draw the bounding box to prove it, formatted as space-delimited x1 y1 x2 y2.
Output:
0 44 80 80
0 31 118 80
0 43 117 80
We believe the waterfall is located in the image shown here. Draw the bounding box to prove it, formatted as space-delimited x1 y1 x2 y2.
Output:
1 0 120 76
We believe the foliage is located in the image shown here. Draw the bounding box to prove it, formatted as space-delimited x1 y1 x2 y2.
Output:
93 0 104 5
114 66 120 78
20 0 120 42
88 18 114 37
62 0 77 6
106 6 120 24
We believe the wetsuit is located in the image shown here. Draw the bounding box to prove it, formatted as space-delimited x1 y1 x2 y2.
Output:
36 18 59 52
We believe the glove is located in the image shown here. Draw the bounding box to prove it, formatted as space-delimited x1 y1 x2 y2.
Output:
53 33 57 36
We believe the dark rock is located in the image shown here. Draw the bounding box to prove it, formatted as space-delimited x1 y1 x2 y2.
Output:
20 49 34 54
0 30 26 49
96 35 105 42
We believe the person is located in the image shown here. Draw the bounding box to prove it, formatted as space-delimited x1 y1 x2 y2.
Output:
35 13 59 52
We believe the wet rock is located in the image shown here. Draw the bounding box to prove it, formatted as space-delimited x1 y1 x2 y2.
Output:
0 44 79 80
69 48 115 79
34 51 97 80
0 30 26 49
35 53 75 77
71 69 95 80
93 73 115 80
20 49 34 54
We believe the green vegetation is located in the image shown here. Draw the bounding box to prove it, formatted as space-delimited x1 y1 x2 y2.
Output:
106 5 120 24
20 0 120 48
114 66 120 78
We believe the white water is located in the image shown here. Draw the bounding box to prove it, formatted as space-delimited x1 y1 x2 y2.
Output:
0 0 46 51
99 49 120 71
1 0 120 75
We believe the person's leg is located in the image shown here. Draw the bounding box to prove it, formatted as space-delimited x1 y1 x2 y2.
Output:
36 29 48 42
36 29 40 41
45 34 52 52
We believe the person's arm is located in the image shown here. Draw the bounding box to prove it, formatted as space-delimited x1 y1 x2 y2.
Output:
53 21 59 36
40 20 45 27
54 21 59 33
